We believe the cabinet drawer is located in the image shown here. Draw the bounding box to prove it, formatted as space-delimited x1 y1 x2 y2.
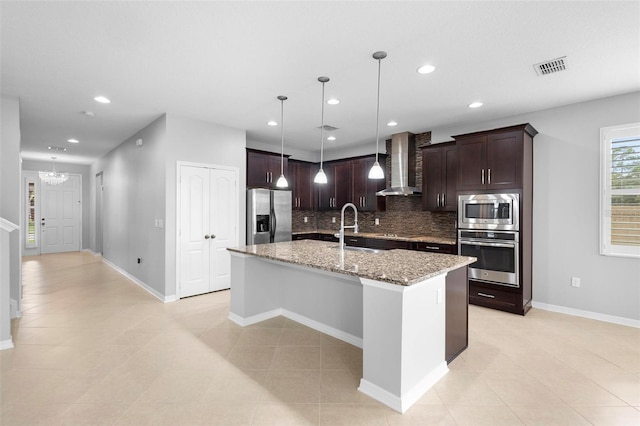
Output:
344 236 367 247
318 233 338 242
469 283 521 309
292 233 318 241
413 242 457 254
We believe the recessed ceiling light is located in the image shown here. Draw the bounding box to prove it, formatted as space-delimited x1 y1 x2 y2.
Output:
468 102 484 108
387 121 398 127
417 65 436 74
327 99 340 105
267 120 278 126
48 146 67 151
67 139 79 144
94 96 111 104
327 136 336 141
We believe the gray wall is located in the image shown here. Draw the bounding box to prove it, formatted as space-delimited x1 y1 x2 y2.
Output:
1 96 22 308
21 160 91 255
90 115 167 297
429 91 640 321
164 114 246 298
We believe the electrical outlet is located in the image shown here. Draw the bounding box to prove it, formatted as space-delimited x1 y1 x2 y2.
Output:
375 218 380 225
303 217 308 223
137 257 142 264
571 276 581 288
332 217 336 223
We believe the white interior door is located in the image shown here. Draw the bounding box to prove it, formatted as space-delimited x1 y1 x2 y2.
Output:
179 165 238 297
41 175 81 254
210 168 238 292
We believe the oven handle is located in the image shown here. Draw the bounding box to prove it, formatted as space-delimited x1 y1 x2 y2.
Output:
459 240 516 249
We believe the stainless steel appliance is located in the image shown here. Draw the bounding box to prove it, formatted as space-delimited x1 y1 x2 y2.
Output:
247 188 292 245
458 230 519 287
458 193 520 288
458 193 519 231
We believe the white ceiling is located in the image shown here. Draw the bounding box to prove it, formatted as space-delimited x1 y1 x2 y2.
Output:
2 1 639 165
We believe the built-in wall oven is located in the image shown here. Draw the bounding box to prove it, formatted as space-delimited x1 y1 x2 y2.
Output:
458 193 520 288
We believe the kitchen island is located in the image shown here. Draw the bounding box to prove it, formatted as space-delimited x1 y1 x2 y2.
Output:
227 240 475 413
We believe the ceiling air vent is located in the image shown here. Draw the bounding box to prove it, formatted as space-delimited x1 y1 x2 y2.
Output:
318 124 338 132
533 56 567 76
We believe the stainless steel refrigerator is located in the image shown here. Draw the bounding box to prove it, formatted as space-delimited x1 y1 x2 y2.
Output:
247 188 292 245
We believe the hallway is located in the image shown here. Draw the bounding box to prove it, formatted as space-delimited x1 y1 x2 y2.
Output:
1 252 639 425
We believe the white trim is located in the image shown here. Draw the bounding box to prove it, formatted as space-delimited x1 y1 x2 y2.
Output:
82 248 102 257
0 218 19 233
358 362 448 413
228 308 363 348
532 301 640 328
0 338 14 351
102 257 177 303
9 299 21 319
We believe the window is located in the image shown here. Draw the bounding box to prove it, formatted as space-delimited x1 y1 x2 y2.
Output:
25 178 37 248
600 123 640 258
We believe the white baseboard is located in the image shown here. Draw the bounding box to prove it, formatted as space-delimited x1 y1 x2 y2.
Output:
9 298 21 319
82 249 102 257
101 258 176 303
228 308 363 348
0 338 14 350
358 361 448 413
532 301 640 328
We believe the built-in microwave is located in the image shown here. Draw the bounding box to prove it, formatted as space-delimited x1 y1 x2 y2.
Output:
458 193 519 231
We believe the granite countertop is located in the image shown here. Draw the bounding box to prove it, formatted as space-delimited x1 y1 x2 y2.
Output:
294 230 457 245
228 240 475 286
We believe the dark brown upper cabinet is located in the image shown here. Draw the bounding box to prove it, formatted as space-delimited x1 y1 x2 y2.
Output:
246 149 288 189
422 142 457 212
351 155 386 212
289 160 314 210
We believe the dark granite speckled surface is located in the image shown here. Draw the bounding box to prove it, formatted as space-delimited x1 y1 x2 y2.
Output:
228 240 475 286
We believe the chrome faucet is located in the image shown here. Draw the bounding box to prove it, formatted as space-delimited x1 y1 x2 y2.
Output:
337 202 359 249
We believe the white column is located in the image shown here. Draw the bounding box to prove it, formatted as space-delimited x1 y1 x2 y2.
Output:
358 274 448 413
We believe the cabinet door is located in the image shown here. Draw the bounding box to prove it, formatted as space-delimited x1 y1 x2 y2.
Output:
268 155 288 186
442 144 458 211
333 161 352 209
352 156 385 212
291 161 313 210
316 163 335 210
457 136 487 191
422 148 443 211
486 131 522 189
247 151 271 188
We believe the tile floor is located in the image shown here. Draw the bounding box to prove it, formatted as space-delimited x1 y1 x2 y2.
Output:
1 251 639 425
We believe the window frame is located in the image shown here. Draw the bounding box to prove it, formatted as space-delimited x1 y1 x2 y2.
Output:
600 122 640 258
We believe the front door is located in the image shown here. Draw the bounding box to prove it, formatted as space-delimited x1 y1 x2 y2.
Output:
179 165 238 298
41 175 81 254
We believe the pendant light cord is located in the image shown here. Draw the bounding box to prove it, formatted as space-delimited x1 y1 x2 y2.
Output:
319 81 325 169
280 99 285 176
375 57 381 164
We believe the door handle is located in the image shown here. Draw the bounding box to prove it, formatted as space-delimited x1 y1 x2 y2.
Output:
210 234 216 239
204 235 210 239
437 194 440 207
488 168 491 185
481 169 485 185
442 193 445 206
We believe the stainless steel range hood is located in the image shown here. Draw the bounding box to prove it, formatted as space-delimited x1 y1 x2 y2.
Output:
376 132 421 196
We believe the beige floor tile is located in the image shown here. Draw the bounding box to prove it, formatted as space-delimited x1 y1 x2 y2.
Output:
433 370 505 406
585 370 640 406
236 327 283 346
198 327 243 356
136 369 215 403
252 403 320 425
413 388 444 406
321 344 362 371
77 368 160 403
0 402 71 426
21 369 108 404
574 405 640 425
386 405 456 425
478 370 568 407
319 404 393 425
532 369 627 407
278 328 323 346
200 369 268 404
447 405 524 425
228 345 276 370
59 402 132 425
263 370 322 403
271 346 321 370
320 369 376 404
509 405 591 425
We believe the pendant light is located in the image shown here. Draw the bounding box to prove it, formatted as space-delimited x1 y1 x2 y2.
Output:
314 76 330 184
368 51 387 180
275 95 289 188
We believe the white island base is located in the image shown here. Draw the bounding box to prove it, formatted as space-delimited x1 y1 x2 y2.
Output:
228 251 449 413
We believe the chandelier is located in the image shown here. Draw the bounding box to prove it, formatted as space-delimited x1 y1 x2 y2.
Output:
39 156 68 185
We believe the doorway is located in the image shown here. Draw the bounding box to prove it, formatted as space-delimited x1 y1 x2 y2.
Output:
177 164 239 298
40 174 82 254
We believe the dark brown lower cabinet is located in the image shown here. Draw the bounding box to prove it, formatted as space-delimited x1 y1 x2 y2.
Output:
468 281 531 315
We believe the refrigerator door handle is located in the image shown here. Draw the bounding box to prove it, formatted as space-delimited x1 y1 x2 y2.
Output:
270 208 276 241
